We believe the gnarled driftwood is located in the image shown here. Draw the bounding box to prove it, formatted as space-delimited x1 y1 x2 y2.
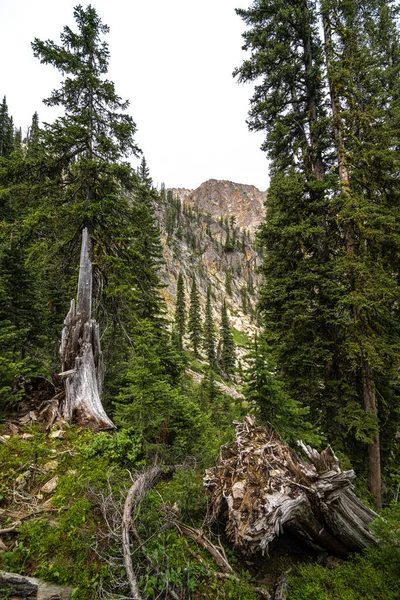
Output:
204 416 377 557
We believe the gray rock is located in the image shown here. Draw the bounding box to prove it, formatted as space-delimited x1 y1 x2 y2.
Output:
0 572 73 599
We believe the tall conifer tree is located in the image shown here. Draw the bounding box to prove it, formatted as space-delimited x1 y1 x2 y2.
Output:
204 286 216 369
0 97 14 158
220 300 235 377
188 276 203 357
174 272 186 350
236 0 400 506
30 5 141 309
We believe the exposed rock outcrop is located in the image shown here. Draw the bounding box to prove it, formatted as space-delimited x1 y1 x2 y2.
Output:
171 179 266 233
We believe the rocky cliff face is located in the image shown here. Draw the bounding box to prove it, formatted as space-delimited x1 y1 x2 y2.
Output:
156 179 266 342
171 179 266 233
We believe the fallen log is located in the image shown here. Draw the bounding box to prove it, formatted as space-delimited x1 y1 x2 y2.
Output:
204 416 377 557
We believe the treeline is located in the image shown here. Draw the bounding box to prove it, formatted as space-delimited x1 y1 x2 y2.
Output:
236 0 400 507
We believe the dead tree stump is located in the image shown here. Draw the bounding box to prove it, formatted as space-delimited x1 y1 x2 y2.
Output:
59 228 115 430
204 416 377 557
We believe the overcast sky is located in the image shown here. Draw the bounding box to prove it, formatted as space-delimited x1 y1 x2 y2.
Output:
1 0 269 191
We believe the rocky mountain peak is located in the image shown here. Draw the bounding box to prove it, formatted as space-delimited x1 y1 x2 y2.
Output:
170 179 266 233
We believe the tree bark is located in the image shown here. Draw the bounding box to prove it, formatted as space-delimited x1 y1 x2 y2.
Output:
362 359 382 508
59 228 115 430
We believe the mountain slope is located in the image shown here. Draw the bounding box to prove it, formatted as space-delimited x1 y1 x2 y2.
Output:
156 179 266 341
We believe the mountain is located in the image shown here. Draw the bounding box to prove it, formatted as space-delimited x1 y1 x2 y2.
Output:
156 179 266 342
170 179 266 233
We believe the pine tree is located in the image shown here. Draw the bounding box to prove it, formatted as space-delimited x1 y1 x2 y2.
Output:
138 155 153 188
243 335 317 445
0 96 14 158
24 6 170 340
203 286 216 368
30 5 140 281
188 276 203 357
220 300 235 377
236 0 400 507
174 272 186 350
225 268 233 296
129 182 165 324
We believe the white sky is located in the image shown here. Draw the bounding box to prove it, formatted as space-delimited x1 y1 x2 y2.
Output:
0 0 269 191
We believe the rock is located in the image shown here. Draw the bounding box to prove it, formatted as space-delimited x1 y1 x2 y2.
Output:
15 471 32 487
171 179 266 233
0 573 38 599
21 433 35 439
5 422 19 436
49 430 64 439
43 461 58 472
41 476 59 494
0 572 73 599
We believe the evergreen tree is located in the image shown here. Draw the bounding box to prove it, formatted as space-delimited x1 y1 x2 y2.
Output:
243 335 317 445
174 272 186 350
188 276 203 357
318 0 400 507
236 0 400 507
203 286 216 368
220 300 235 377
0 97 14 158
30 5 141 298
138 155 153 188
13 127 22 151
225 268 233 296
21 6 171 344
129 183 166 324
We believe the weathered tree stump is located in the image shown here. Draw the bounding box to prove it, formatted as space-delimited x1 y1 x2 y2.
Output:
59 228 115 430
204 416 377 557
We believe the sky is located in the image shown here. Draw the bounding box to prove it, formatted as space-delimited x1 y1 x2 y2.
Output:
0 0 269 191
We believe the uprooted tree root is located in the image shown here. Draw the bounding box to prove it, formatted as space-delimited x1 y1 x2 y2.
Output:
204 415 377 558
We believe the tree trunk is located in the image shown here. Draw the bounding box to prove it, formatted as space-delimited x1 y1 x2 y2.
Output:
205 416 377 558
362 359 382 508
59 228 115 430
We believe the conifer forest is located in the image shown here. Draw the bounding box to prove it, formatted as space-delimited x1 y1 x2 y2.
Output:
1 2 400 599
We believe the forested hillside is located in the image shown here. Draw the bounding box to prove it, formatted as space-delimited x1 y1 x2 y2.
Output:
0 2 399 600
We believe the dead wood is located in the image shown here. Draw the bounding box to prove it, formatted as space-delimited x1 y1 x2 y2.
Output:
122 465 164 600
171 520 233 573
274 570 290 600
59 228 115 430
204 416 377 557
10 233 114 431
0 523 20 534
10 230 114 431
